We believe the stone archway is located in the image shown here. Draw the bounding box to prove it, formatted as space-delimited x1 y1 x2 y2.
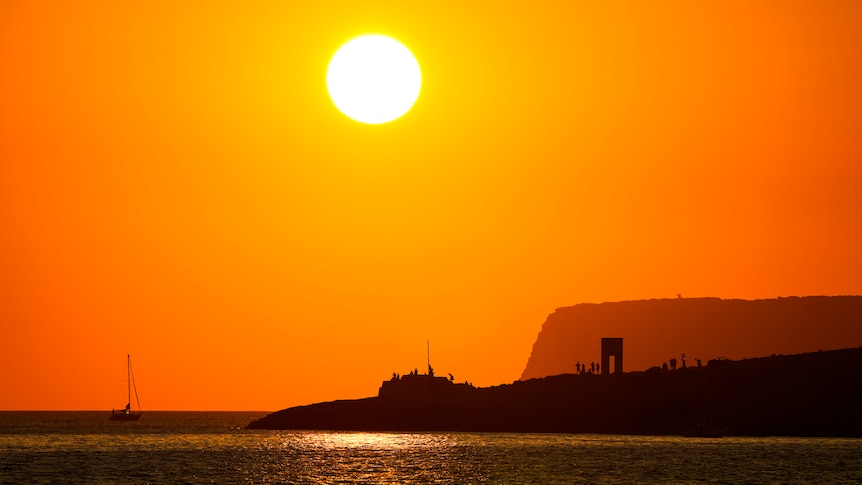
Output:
601 338 623 374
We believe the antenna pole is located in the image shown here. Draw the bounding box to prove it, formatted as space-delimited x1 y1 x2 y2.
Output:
427 339 430 373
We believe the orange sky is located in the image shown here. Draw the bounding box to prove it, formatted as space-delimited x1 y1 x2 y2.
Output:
2 1 861 411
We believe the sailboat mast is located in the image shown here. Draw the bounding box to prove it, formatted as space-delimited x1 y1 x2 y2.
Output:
130 356 141 412
126 354 131 406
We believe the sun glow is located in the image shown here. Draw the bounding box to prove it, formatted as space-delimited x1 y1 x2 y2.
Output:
326 35 421 124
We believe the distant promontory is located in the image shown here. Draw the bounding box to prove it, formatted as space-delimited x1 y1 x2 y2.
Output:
522 296 862 380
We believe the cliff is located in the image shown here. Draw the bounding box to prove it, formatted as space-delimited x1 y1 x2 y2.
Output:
521 296 862 380
247 347 862 436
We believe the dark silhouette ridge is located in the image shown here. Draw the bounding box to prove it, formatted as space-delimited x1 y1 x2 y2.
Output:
247 347 862 436
521 296 862 380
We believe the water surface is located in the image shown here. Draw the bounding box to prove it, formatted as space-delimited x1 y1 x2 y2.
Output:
1 412 859 483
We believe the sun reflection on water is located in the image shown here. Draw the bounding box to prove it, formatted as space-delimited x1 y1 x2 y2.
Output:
286 431 446 451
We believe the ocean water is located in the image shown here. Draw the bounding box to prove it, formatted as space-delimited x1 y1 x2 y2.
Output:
0 412 860 484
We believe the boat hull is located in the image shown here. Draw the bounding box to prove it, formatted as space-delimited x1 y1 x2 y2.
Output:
109 412 142 421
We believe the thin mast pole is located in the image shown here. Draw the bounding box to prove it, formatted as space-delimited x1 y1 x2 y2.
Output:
427 339 430 373
126 354 131 407
130 356 141 412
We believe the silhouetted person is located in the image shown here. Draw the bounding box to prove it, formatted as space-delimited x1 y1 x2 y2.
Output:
590 362 596 373
428 365 434 377
576 362 581 374
392 372 397 380
696 358 702 368
670 358 677 371
415 368 419 376
662 362 669 371
681 353 687 369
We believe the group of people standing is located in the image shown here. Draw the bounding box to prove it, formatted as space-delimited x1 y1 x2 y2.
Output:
575 353 705 375
574 361 599 374
661 353 703 371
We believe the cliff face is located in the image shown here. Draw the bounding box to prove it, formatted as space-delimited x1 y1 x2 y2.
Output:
520 296 862 380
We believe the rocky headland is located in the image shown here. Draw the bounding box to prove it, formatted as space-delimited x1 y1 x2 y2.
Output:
248 347 862 436
248 296 862 436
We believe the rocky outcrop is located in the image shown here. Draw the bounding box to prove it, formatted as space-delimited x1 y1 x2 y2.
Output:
247 348 862 436
520 296 862 380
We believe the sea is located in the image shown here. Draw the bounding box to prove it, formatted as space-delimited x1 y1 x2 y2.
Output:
1 412 860 484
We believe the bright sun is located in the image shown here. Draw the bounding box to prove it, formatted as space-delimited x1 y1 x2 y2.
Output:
327 35 421 124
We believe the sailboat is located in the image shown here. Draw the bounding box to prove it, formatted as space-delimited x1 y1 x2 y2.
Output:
109 354 142 421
